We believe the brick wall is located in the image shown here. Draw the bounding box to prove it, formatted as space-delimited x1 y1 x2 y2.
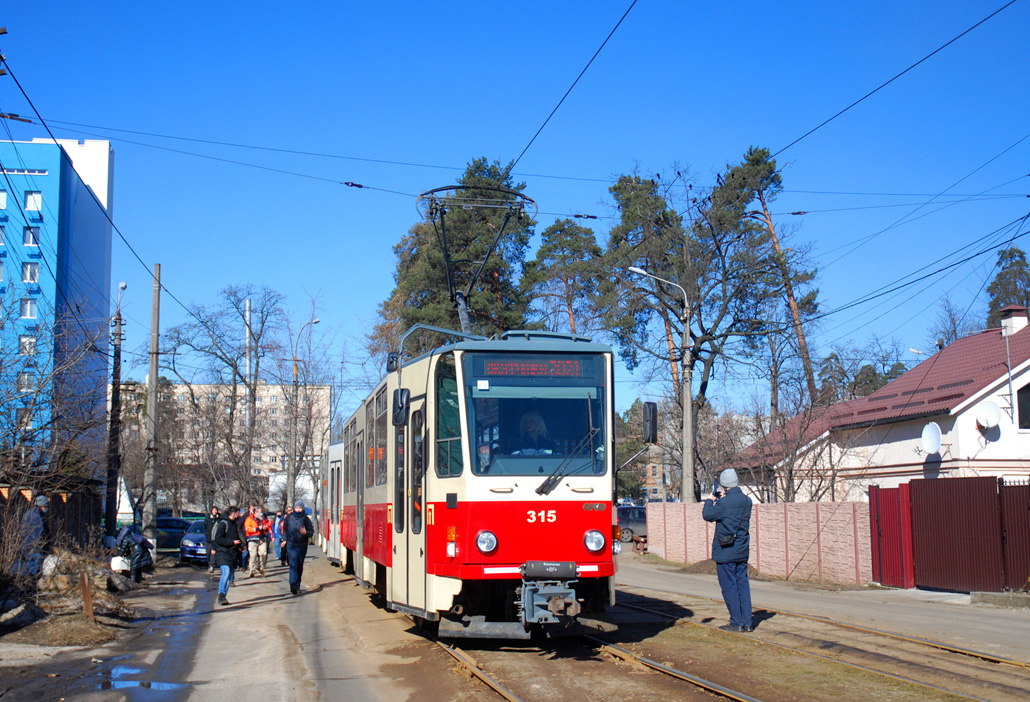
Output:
646 501 872 585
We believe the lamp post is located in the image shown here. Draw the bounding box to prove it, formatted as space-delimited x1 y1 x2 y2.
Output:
627 266 696 503
288 317 320 508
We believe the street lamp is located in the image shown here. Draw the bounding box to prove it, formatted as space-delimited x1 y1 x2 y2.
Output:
626 266 696 503
288 317 320 508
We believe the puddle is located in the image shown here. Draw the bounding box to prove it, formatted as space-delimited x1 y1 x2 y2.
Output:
96 664 188 693
99 680 185 691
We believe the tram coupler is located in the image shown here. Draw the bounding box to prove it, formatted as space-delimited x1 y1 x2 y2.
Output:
519 560 580 626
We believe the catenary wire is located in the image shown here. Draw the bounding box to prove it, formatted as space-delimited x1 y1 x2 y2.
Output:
771 0 1020 158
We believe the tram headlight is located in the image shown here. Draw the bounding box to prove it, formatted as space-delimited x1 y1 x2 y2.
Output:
584 529 606 554
476 530 498 555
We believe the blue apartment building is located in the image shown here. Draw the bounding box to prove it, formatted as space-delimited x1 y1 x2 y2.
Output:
0 139 113 471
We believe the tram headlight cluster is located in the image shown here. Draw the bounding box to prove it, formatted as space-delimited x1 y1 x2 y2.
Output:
583 529 606 554
476 530 499 555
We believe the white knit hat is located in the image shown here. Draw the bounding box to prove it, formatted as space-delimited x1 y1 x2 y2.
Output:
719 468 739 489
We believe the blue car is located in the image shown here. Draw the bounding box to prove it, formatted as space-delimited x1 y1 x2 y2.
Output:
179 520 209 564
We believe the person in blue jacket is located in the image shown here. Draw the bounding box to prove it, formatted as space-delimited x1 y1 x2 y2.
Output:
702 468 753 632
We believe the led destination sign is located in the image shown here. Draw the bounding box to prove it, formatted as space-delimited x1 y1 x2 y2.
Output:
483 359 583 378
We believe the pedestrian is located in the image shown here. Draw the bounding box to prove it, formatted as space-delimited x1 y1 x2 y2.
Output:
283 500 313 595
236 505 251 572
702 468 754 633
244 507 269 577
18 495 52 576
204 505 221 574
272 510 285 565
212 505 243 606
261 510 274 572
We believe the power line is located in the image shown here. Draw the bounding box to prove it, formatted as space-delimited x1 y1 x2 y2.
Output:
772 0 1020 157
510 0 638 171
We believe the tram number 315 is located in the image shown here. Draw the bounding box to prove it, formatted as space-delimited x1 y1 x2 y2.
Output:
527 509 557 523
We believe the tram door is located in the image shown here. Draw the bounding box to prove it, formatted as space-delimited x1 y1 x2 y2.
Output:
329 460 341 562
406 404 427 611
355 432 365 584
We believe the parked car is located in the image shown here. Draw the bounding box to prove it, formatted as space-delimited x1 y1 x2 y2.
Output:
155 517 194 551
179 520 209 564
617 505 647 543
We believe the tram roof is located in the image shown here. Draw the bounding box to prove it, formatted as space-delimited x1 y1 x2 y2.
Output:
402 329 612 368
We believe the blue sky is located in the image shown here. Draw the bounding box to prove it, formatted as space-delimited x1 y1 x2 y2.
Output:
1 1 1027 414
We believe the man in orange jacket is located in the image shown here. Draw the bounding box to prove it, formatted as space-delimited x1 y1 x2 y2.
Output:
244 507 269 577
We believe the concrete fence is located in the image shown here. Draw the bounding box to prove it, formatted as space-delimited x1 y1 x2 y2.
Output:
646 501 873 585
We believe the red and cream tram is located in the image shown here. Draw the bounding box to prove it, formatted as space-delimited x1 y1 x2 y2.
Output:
320 329 620 638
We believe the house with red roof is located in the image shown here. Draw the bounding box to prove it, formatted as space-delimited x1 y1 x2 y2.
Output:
732 305 1030 501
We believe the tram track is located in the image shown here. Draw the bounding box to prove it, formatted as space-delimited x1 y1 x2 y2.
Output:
614 587 1030 702
430 630 766 702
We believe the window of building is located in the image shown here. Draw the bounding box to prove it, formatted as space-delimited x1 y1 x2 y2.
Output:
270 407 278 415
1018 384 1030 430
0 225 5 244
269 395 278 403
16 408 33 432
17 372 36 392
207 393 217 402
22 262 39 283
651 465 658 477
255 396 262 403
19 336 36 355
20 298 37 319
24 191 42 211
23 227 39 247
0 190 6 209
177 394 185 402
0 261 4 281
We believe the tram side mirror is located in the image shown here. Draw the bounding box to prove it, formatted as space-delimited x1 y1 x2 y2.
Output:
643 401 658 444
392 388 411 426
386 352 400 373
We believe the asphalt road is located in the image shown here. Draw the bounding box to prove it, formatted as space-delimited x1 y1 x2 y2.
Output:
614 553 1030 661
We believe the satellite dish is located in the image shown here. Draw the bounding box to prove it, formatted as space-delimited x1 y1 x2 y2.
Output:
976 402 1001 430
921 422 942 454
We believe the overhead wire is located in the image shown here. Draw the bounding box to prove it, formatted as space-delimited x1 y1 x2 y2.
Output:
771 0 1020 158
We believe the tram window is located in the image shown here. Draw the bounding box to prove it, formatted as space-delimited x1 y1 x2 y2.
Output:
366 400 375 487
394 423 405 533
411 409 424 534
375 388 388 486
436 355 463 477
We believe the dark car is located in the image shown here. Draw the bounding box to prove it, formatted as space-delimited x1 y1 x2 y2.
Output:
617 505 647 543
155 517 194 551
179 520 209 564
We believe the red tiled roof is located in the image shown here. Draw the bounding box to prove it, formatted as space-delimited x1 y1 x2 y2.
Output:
730 322 1030 469
829 324 1030 429
730 399 864 470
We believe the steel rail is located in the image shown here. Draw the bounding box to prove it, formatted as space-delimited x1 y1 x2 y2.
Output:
582 635 766 702
618 585 1030 669
433 641 524 702
614 600 1000 702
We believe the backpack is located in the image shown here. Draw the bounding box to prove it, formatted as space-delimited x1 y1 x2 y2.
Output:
211 519 229 545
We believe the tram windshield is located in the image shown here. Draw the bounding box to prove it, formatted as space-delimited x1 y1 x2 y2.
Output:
462 352 607 477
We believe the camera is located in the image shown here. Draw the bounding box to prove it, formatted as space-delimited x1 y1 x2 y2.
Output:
713 479 722 499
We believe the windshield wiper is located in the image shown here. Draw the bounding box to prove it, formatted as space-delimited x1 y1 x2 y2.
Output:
536 397 599 496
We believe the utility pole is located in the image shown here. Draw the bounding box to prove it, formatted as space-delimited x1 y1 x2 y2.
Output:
627 266 696 503
288 318 319 507
104 283 127 539
143 264 161 544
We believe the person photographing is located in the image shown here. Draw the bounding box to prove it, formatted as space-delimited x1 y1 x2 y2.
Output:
702 468 753 632
283 500 314 595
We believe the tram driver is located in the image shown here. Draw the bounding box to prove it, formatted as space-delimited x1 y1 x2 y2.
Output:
515 410 554 455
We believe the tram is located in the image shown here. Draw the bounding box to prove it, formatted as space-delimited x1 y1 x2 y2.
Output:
320 327 621 638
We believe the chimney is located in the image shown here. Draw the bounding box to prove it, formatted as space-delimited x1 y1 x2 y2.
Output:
1000 305 1028 337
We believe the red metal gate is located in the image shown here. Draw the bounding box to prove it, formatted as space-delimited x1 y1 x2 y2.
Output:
909 477 1004 593
1001 481 1030 591
869 484 914 588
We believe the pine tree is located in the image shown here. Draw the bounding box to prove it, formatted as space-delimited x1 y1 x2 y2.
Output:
986 246 1030 328
522 218 602 335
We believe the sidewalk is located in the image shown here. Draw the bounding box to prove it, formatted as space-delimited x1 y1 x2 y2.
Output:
615 552 1030 661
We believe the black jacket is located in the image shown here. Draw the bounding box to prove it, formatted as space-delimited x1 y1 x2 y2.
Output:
283 511 313 546
212 519 242 567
